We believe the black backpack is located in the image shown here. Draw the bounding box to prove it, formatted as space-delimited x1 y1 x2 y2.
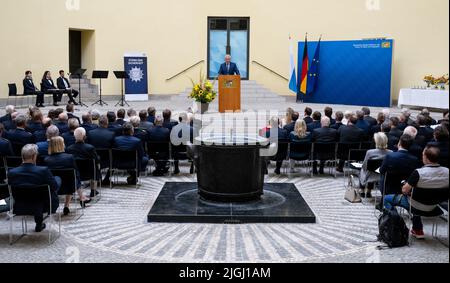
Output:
377 208 409 248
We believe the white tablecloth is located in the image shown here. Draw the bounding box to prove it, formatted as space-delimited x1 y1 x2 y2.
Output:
398 89 449 110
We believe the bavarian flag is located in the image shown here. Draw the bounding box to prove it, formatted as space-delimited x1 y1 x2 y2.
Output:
298 34 309 98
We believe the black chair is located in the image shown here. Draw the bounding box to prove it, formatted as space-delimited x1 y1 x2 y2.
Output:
171 143 193 175
8 184 61 245
0 157 7 183
311 142 337 177
345 149 368 188
289 140 312 175
146 141 171 174
110 149 139 189
75 158 101 202
95 148 112 174
0 183 9 203
361 141 375 150
11 143 26 157
4 156 23 171
409 187 449 246
7 83 19 107
269 140 290 174
50 168 83 220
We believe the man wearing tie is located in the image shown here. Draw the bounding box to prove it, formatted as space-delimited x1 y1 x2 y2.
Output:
57 70 78 105
218 55 240 76
23 71 45 108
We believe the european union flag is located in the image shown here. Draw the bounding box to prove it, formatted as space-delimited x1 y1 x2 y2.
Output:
306 38 321 95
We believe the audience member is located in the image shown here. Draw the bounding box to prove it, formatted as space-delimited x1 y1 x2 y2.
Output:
312 116 338 175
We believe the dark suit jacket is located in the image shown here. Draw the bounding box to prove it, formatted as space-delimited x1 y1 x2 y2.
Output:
163 120 179 131
41 79 57 92
7 163 60 213
114 135 147 162
307 121 321 133
44 152 80 194
283 122 296 134
356 119 371 136
5 128 34 145
88 128 116 149
331 122 344 130
56 77 71 89
2 120 16 131
312 127 338 143
62 131 76 147
26 121 44 134
111 119 126 128
0 138 14 156
67 142 100 163
218 62 240 76
416 126 434 146
389 127 403 139
147 116 156 124
108 124 123 136
265 127 289 141
55 121 69 135
380 149 421 194
33 129 47 143
148 126 170 143
303 116 313 125
23 79 38 94
364 116 378 127
0 114 11 124
338 125 364 143
81 123 98 133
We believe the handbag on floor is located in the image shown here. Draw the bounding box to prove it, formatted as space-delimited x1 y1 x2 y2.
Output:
345 175 362 203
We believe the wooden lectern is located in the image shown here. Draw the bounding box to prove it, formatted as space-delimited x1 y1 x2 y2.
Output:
218 75 241 113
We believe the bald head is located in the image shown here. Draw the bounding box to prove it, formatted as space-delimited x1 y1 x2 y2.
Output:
58 112 68 122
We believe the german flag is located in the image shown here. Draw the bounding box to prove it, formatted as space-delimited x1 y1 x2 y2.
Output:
299 34 309 95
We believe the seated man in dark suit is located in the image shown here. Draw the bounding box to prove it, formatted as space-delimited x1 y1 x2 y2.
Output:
170 112 194 175
55 112 70 135
114 123 149 185
130 116 149 142
362 107 377 127
312 117 338 175
415 114 435 147
62 118 79 148
427 126 449 168
87 115 116 185
283 112 299 134
107 111 123 136
387 117 404 150
66 104 80 124
2 111 18 132
67 128 100 198
23 71 45 108
7 144 61 232
337 115 364 172
0 124 14 157
0 105 15 124
218 54 240 76
380 135 422 196
5 115 35 155
139 110 154 131
147 107 156 124
370 112 386 136
33 117 52 143
41 71 63 107
331 111 344 130
112 109 127 127
324 107 336 125
56 70 78 105
307 111 322 133
162 109 179 131
148 116 171 176
81 113 98 133
355 110 371 138
303 107 313 125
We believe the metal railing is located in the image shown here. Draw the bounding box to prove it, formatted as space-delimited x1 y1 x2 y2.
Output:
166 60 205 82
252 60 289 82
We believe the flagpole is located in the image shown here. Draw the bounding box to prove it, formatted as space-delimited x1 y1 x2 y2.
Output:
302 32 308 103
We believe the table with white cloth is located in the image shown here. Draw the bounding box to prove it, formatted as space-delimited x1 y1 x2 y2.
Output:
398 89 449 110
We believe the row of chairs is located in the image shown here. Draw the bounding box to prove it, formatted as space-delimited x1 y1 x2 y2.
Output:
272 141 374 177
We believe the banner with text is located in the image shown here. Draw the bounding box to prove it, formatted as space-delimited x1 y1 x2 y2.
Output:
124 53 148 101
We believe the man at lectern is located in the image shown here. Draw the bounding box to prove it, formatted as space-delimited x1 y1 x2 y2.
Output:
218 55 240 76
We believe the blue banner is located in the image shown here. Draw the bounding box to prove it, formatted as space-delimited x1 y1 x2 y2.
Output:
124 53 148 101
298 39 394 107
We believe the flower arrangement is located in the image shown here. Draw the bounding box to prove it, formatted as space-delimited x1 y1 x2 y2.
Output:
434 74 449 85
424 75 436 87
189 72 217 104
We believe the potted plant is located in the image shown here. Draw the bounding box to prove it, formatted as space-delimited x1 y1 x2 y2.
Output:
189 72 217 114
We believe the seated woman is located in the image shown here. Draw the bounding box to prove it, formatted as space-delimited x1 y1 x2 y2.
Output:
359 132 392 198
45 136 90 216
288 120 312 172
